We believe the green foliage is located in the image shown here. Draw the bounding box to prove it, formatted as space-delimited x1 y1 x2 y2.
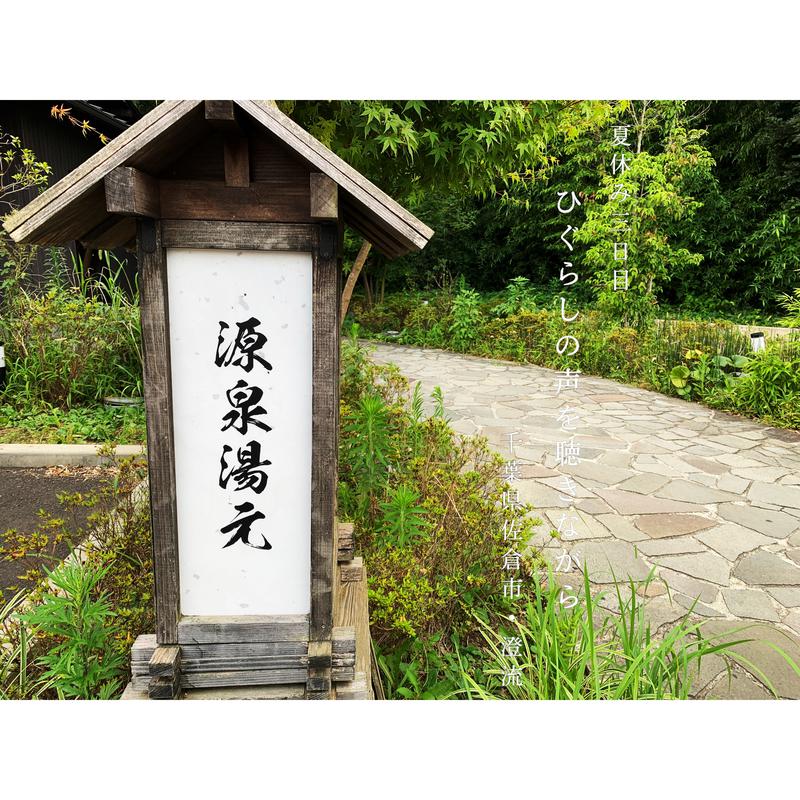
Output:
338 338 540 646
684 101 800 308
449 284 484 350
0 126 51 212
375 633 482 699
778 288 800 328
0 402 146 444
284 100 613 203
0 458 154 697
492 276 539 317
575 104 714 329
456 568 767 700
0 250 142 408
19 560 125 699
668 349 750 400
378 484 428 548
0 591 54 699
726 341 800 420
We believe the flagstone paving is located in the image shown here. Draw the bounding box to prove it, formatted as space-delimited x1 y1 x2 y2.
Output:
369 342 800 699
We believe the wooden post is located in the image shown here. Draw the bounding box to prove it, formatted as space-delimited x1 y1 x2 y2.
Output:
138 219 181 645
310 173 338 220
223 136 250 188
307 222 339 698
148 645 181 699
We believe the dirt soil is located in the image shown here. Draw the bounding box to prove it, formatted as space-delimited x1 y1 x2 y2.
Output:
0 466 113 599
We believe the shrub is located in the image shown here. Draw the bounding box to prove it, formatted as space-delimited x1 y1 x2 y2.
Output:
0 457 153 696
778 288 800 328
449 286 484 351
356 290 800 429
338 338 540 648
20 560 125 699
0 252 142 408
399 295 453 348
727 341 800 417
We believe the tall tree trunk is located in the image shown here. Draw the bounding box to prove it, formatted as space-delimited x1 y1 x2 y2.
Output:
340 239 372 326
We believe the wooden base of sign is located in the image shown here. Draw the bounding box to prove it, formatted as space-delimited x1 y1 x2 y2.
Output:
147 645 181 699
126 522 372 700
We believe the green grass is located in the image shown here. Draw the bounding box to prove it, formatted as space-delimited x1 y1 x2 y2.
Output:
0 403 146 444
453 568 780 700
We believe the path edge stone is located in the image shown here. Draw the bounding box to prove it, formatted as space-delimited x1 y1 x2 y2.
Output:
0 444 145 468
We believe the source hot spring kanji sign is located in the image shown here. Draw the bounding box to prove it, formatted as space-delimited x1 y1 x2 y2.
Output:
167 248 313 616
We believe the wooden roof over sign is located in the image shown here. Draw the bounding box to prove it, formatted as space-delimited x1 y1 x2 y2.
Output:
3 100 434 259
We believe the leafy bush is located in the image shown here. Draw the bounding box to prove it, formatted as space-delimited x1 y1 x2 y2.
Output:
726 341 800 418
0 457 154 696
398 294 453 348
449 285 484 351
0 252 142 408
20 561 125 699
339 336 540 647
778 288 800 328
668 350 750 401
491 276 539 318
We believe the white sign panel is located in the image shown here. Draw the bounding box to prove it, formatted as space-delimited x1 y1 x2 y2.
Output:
167 248 312 616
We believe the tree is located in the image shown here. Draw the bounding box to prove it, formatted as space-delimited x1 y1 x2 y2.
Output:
0 128 52 290
574 101 714 328
683 101 800 308
281 101 613 318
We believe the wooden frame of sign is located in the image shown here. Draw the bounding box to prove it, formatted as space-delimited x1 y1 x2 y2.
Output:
138 216 340 698
3 100 433 700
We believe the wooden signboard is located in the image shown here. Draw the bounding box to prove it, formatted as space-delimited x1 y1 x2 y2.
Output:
3 100 433 699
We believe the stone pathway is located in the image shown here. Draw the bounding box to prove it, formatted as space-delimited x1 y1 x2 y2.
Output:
369 342 800 699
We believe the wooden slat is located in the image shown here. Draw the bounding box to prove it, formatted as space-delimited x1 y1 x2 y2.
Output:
149 675 180 699
370 638 386 699
183 669 308 689
341 556 364 583
308 640 332 669
148 645 181 677
177 614 310 644
310 173 338 219
334 558 372 698
310 223 338 643
139 219 181 644
337 521 354 562
224 136 250 187
4 101 201 242
236 100 433 252
134 669 308 690
132 635 307 662
159 179 310 223
161 219 317 251
135 655 309 673
335 673 369 699
341 198 408 259
332 627 356 653
105 166 160 217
